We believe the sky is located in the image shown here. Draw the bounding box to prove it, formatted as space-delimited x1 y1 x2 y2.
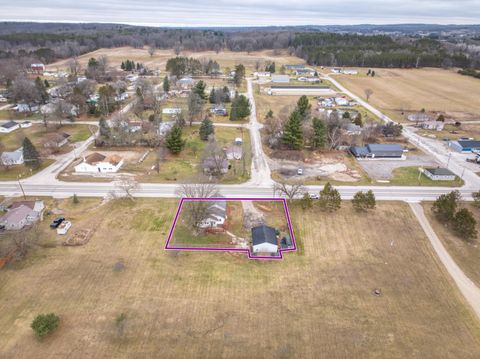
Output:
1 0 480 27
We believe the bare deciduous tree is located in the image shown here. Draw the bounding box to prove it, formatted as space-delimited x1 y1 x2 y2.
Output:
273 180 306 201
175 181 220 235
148 45 156 57
115 176 139 200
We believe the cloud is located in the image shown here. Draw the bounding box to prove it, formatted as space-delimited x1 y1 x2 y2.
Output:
1 0 479 26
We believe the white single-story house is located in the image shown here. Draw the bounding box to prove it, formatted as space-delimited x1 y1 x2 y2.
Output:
0 200 44 230
252 225 278 254
295 69 316 76
14 104 39 113
421 167 456 181
335 97 350 106
19 121 32 128
74 152 124 173
225 146 243 160
1 148 24 166
178 77 195 89
0 120 20 133
43 133 71 148
198 200 227 228
162 108 182 115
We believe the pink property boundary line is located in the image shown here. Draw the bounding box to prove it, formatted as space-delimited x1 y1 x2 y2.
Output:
164 198 297 260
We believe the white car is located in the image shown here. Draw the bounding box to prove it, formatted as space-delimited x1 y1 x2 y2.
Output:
309 193 319 200
297 168 303 175
0 97 7 103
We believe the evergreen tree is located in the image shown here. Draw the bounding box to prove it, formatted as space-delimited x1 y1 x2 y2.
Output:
352 191 367 211
121 61 125 70
282 110 303 150
342 111 350 119
223 86 231 103
22 137 41 169
437 114 445 122
165 125 185 154
432 190 461 223
365 190 376 209
230 94 250 121
266 109 273 119
452 208 477 240
233 64 245 86
209 88 216 104
312 117 326 149
72 194 79 204
301 192 313 210
296 95 311 120
318 182 341 212
35 77 48 104
44 79 50 88
193 80 207 100
199 118 214 141
163 76 170 93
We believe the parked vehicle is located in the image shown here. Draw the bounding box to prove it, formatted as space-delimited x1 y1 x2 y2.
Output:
309 193 319 199
56 221 72 235
297 168 303 175
50 217 65 229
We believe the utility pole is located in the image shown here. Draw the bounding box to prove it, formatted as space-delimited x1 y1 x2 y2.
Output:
17 175 26 200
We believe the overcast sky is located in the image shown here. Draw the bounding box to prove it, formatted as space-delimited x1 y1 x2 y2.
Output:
1 0 480 26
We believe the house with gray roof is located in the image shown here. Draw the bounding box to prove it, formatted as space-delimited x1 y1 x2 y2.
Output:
0 200 44 230
1 147 24 166
448 140 480 153
199 199 228 229
350 144 404 159
0 120 19 133
422 167 456 181
252 225 278 254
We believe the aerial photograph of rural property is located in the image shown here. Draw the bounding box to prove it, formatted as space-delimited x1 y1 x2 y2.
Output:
1 0 480 358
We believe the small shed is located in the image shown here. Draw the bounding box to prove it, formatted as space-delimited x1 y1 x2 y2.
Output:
252 225 278 254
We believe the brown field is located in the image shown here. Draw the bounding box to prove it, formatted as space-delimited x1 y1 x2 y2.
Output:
335 68 480 122
48 47 305 74
1 199 480 358
423 202 480 287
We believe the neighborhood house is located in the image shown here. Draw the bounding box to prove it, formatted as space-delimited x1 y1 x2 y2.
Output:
199 200 227 229
271 75 290 84
1 148 24 166
251 225 278 254
0 200 44 230
74 152 124 173
43 132 71 148
0 121 19 133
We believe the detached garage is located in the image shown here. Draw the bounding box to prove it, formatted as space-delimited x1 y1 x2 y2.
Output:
252 225 278 254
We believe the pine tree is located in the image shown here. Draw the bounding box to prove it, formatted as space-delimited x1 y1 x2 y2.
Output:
199 118 214 141
452 208 477 240
193 81 207 100
432 190 461 223
229 94 251 121
35 77 48 104
312 117 326 149
352 191 367 211
365 190 376 209
163 76 170 93
165 125 185 154
22 137 41 169
209 88 216 104
282 110 303 150
296 95 311 120
300 192 313 210
319 182 341 212
72 194 79 204
121 61 125 70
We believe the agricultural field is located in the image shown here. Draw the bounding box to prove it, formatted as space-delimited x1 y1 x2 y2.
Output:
1 199 480 357
422 202 480 287
334 67 480 123
47 47 305 74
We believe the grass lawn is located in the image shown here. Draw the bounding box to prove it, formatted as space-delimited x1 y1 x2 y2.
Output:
0 124 96 151
422 202 480 288
1 199 480 357
0 160 55 180
122 125 251 184
388 166 464 187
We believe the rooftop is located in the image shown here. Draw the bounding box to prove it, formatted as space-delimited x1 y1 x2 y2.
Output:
424 167 455 176
252 225 277 246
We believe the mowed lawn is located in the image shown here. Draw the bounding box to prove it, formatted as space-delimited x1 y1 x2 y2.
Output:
1 199 480 358
422 202 480 288
0 123 95 151
335 67 480 122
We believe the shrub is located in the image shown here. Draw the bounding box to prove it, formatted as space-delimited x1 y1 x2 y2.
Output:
31 313 60 339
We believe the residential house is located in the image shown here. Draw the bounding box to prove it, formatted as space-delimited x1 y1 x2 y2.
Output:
177 77 195 89
19 121 32 128
335 97 350 106
345 123 363 135
115 92 129 102
158 121 175 136
14 104 39 113
43 132 71 148
449 140 480 153
0 121 19 133
74 152 124 173
254 72 271 78
210 106 228 116
199 200 228 229
350 144 404 158
224 146 243 160
285 64 305 70
1 148 24 166
202 156 229 175
0 200 44 230
31 63 45 74
271 75 290 84
298 76 320 83
418 120 444 131
295 68 316 76
421 167 456 181
252 225 278 254
408 112 432 123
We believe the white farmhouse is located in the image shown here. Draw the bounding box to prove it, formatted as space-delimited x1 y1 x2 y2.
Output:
198 200 227 229
74 152 124 173
0 121 19 133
